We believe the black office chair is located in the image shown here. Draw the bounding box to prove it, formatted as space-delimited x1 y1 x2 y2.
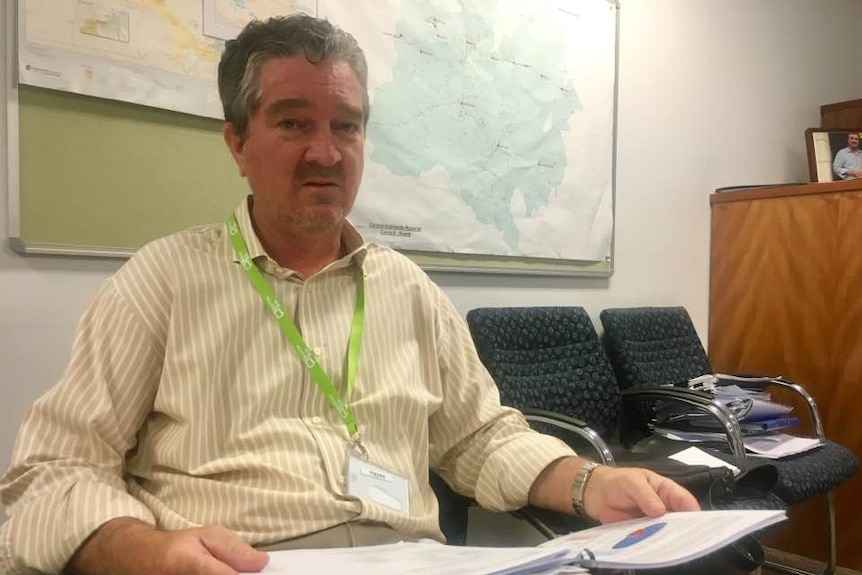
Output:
465 306 785 514
430 470 471 545
599 306 860 575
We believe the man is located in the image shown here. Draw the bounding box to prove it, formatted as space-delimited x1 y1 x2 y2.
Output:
833 132 862 179
0 15 697 575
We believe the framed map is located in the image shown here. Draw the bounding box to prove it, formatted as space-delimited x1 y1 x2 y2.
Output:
14 0 618 275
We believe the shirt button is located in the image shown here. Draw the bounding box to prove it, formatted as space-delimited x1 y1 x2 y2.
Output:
313 347 323 356
311 416 323 425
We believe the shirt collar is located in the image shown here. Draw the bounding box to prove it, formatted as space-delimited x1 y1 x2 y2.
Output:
227 196 369 270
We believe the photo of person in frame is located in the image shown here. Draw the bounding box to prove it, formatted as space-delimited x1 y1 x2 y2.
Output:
832 131 862 180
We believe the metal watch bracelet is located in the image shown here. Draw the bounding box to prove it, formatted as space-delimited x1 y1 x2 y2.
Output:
571 461 601 516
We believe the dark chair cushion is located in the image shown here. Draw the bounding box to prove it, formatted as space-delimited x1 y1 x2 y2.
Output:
770 439 859 504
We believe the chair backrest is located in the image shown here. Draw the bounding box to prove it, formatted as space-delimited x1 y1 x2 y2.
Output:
466 306 620 439
599 306 713 390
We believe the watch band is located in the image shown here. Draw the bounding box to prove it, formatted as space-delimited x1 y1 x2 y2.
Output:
571 461 601 516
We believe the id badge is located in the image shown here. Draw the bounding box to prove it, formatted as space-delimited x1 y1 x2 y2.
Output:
346 452 410 515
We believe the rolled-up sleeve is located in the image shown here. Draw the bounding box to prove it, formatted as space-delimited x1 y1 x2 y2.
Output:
428 293 575 512
0 280 162 574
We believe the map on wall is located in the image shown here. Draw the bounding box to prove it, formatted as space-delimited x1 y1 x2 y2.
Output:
18 0 617 263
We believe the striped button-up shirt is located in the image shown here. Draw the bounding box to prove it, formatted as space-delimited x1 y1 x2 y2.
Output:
0 198 574 574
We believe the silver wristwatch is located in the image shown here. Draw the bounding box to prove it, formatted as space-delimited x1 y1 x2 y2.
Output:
570 461 601 516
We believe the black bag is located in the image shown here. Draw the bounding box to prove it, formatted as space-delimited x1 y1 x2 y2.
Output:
617 455 735 505
625 435 780 503
615 453 770 573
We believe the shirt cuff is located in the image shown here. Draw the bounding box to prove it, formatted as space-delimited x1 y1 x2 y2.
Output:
1 480 156 574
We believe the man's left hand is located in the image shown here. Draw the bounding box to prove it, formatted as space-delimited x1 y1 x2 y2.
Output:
528 457 699 523
582 465 700 523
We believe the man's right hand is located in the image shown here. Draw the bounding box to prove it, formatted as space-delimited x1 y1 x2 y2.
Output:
67 517 269 575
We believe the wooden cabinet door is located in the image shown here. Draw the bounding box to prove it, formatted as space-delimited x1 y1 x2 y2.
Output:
709 184 862 569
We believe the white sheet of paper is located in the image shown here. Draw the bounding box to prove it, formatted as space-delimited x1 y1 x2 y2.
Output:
744 433 823 459
245 541 573 575
670 446 741 475
540 510 785 569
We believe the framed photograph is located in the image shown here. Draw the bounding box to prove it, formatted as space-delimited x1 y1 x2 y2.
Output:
805 128 862 182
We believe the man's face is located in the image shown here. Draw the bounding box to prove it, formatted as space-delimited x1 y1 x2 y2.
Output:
224 56 365 235
849 133 860 151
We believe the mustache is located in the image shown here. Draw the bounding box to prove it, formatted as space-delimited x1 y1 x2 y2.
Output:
296 163 344 181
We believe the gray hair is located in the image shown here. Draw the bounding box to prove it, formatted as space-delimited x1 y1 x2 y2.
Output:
218 14 369 137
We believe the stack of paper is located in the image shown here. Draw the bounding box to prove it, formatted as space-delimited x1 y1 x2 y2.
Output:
540 510 784 570
245 541 577 575
651 374 802 452
650 426 741 443
243 510 787 575
685 380 795 425
743 433 823 459
712 382 771 400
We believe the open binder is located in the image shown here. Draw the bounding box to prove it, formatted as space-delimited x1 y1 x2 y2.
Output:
246 510 785 575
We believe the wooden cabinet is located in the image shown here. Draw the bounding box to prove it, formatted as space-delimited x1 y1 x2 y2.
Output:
709 180 862 569
821 99 862 129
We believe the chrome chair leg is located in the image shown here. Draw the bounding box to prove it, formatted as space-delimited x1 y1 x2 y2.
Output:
825 490 836 575
761 491 836 575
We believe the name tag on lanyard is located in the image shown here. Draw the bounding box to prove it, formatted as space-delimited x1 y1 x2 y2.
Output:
346 451 410 515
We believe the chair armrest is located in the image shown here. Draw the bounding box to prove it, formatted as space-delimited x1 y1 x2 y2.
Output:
768 378 826 439
621 387 746 457
714 374 827 439
519 407 616 466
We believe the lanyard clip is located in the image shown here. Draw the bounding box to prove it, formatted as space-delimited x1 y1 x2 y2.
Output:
351 432 369 460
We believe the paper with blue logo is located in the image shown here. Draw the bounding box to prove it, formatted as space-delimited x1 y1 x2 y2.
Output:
244 510 785 574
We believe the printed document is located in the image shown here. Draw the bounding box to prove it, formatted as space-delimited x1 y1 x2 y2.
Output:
244 510 785 574
245 541 573 575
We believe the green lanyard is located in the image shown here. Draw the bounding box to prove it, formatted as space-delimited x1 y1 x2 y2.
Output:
227 215 367 455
